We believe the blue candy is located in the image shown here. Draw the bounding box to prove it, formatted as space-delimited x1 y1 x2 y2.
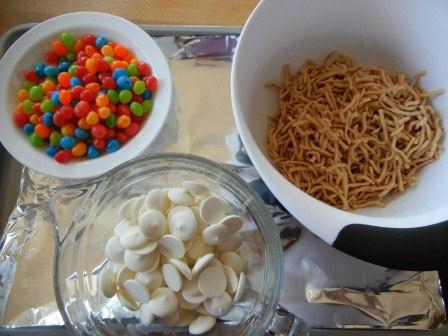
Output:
106 139 120 153
142 89 152 100
112 68 128 80
117 76 132 90
95 36 108 49
43 66 60 78
51 91 60 105
74 127 90 140
42 112 54 127
58 61 71 72
70 77 82 87
46 145 60 157
60 136 76 149
35 63 46 77
87 145 100 158
22 123 34 136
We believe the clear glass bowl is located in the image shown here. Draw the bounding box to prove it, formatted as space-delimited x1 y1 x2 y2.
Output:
51 153 290 335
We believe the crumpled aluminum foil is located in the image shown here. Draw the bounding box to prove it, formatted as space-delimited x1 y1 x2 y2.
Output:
0 32 446 331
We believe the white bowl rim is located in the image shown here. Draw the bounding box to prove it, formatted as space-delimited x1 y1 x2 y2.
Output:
0 12 172 179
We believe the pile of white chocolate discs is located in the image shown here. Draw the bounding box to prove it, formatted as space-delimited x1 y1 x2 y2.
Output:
99 180 247 335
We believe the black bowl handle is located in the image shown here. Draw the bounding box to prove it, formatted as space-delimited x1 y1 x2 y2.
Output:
332 221 448 271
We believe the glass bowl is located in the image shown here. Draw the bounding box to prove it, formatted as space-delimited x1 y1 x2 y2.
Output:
51 153 291 335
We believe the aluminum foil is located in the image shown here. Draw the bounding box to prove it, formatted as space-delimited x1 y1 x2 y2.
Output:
0 31 446 331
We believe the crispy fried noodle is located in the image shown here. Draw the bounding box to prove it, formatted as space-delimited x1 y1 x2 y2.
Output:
266 52 444 210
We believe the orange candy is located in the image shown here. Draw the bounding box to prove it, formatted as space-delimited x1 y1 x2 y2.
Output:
61 123 75 136
78 118 92 130
86 111 99 125
116 115 131 128
72 142 87 157
85 45 98 57
52 41 67 56
35 123 51 138
17 89 28 102
109 61 126 71
91 53 103 60
130 58 139 66
98 106 111 119
114 45 129 58
85 82 101 93
95 94 109 108
16 103 24 113
58 90 72 105
57 72 71 88
85 58 97 74
41 79 56 94
129 76 139 83
101 45 114 57
29 114 40 125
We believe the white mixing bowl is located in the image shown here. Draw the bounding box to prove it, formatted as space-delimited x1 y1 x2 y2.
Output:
231 0 448 270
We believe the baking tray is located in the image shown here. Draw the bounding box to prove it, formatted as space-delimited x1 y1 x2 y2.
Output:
0 24 446 336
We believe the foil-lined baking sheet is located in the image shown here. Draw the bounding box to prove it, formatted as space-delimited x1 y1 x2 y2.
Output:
0 28 446 331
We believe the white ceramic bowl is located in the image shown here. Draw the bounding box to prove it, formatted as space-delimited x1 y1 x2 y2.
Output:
231 0 448 269
0 12 172 179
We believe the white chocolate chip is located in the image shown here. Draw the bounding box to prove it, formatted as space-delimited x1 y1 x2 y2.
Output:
139 302 155 325
162 263 183 292
202 224 230 245
117 265 136 287
114 220 131 237
168 259 192 280
124 249 159 272
117 288 138 311
122 279 150 304
131 195 145 224
177 309 197 327
219 215 243 234
159 310 180 326
200 196 226 224
198 267 227 298
204 292 232 317
182 181 209 195
149 287 178 317
195 304 208 315
130 240 158 255
99 268 117 298
217 233 243 253
118 197 137 221
158 235 185 259
118 226 149 250
168 206 197 241
135 269 163 292
187 235 213 260
178 293 200 310
234 272 246 303
138 209 167 239
105 236 125 263
191 253 215 277
145 189 170 213
182 277 207 304
189 315 216 335
208 258 224 271
167 188 195 206
111 262 125 275
219 252 243 275
192 206 208 233
223 265 238 294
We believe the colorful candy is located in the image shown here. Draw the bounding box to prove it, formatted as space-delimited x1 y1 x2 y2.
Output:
12 32 157 163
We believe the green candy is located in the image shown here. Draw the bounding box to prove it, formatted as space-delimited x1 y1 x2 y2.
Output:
23 81 33 90
50 131 62 146
30 133 44 147
127 64 138 77
104 56 115 64
130 102 143 116
107 90 119 104
68 64 78 76
41 99 54 112
118 89 132 104
142 99 153 114
105 114 117 128
133 80 145 95
66 51 76 62
59 32 75 49
29 86 43 101
22 99 33 114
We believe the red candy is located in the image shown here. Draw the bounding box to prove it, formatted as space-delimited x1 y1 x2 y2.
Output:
125 122 140 137
45 50 59 64
80 89 95 102
54 149 72 163
138 62 151 76
116 131 129 144
61 105 74 119
53 111 66 127
70 85 84 100
117 104 131 116
95 58 108 73
82 34 96 46
74 101 90 118
93 138 106 149
144 75 158 91
91 123 107 139
102 76 116 89
74 66 88 79
25 70 38 82
13 111 28 127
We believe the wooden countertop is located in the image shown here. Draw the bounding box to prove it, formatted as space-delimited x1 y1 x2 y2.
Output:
0 0 258 35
